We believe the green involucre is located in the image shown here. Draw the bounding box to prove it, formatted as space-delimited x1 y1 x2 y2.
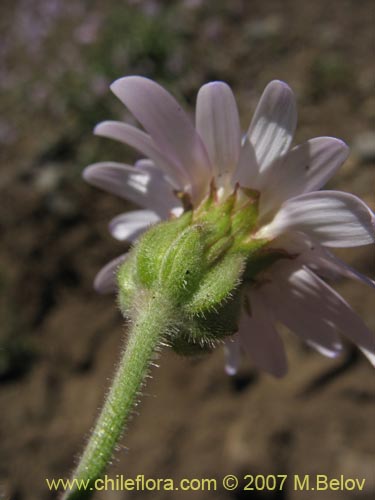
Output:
117 188 286 356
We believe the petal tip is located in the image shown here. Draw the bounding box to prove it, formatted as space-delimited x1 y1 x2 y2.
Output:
93 273 116 295
326 137 350 158
93 121 109 136
109 76 128 94
110 75 153 98
225 365 237 376
201 80 230 91
361 347 375 367
337 138 349 150
82 166 92 182
267 79 294 94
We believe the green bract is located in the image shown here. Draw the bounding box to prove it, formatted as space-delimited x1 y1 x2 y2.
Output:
117 187 286 355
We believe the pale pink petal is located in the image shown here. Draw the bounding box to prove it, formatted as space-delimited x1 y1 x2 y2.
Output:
268 229 313 254
94 121 187 188
196 82 241 179
232 138 259 188
135 158 178 190
259 191 375 247
83 162 178 217
110 76 212 203
247 80 297 174
238 291 288 377
261 268 343 358
305 340 342 358
299 243 375 289
223 335 241 375
265 266 374 364
134 158 155 170
271 231 375 289
94 253 128 294
109 210 160 242
302 268 375 364
259 137 349 217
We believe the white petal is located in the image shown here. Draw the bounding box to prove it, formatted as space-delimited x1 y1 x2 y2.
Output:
83 162 178 217
134 158 156 170
94 121 187 188
109 210 160 242
135 158 178 190
196 82 241 179
305 340 343 358
266 266 374 364
247 80 297 174
270 231 375 289
94 253 128 294
262 268 343 358
223 336 241 375
110 76 212 203
299 243 375 289
270 231 375 288
302 268 375 364
238 291 288 377
259 137 349 217
233 137 259 188
259 191 375 247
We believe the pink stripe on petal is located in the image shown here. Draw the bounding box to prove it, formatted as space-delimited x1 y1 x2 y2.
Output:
110 76 212 204
94 253 128 294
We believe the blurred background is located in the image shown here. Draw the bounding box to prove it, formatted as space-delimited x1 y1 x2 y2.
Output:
0 0 374 499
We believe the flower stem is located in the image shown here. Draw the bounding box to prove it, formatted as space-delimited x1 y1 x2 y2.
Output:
62 294 171 499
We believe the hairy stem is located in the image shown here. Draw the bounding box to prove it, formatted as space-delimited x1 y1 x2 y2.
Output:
62 294 171 499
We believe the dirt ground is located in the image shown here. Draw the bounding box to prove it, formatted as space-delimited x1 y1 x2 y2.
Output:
0 1 374 499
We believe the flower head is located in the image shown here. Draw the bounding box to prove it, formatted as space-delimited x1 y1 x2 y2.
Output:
84 76 375 377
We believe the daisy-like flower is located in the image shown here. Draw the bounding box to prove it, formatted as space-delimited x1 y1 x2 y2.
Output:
84 76 375 377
